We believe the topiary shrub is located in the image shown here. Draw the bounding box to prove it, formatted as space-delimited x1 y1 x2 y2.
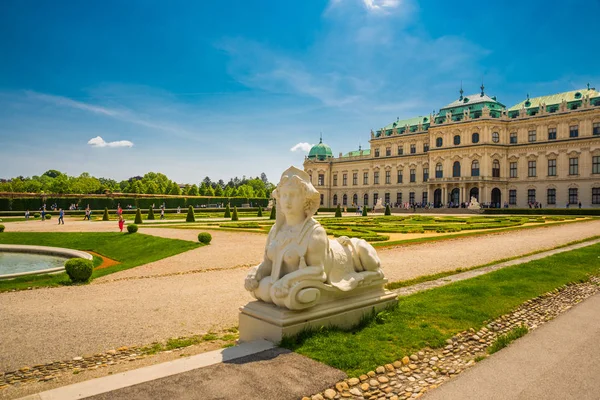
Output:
197 232 212 244
45 214 51 220
269 206 276 220
65 258 94 283
134 208 143 224
103 207 110 221
147 207 155 220
257 207 263 217
335 204 342 218
127 224 138 233
232 206 239 221
186 206 195 222
0 224 4 232
384 204 391 216
34 213 40 218
223 203 231 218
362 206 368 216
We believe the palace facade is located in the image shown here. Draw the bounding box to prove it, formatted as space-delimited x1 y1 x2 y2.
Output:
304 86 600 208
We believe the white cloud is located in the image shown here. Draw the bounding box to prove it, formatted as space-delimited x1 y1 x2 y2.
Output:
363 0 400 12
87 136 134 148
290 142 313 152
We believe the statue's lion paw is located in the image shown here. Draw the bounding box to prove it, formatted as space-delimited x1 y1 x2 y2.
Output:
244 277 259 291
273 283 289 298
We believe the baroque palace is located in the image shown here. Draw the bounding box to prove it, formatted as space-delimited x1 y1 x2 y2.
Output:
304 85 600 208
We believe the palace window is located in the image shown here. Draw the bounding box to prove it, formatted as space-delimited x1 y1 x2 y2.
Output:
528 130 537 142
318 174 324 186
435 163 443 178
374 171 380 184
342 174 347 186
436 137 443 147
569 188 578 204
510 132 517 144
364 194 368 206
452 161 461 177
547 188 556 205
569 125 579 138
333 174 337 186
352 194 357 205
592 188 600 204
528 189 536 204
471 160 480 176
492 132 500 143
424 143 429 153
398 146 404 155
410 169 416 183
594 122 600 136
353 173 358 186
333 194 338 205
373 193 379 205
528 161 536 177
385 192 390 205
363 172 369 185
343 194 347 206
510 162 517 178
492 160 500 177
386 147 391 157
410 144 416 154
593 156 600 174
385 170 391 184
397 171 403 183
548 127 557 140
409 192 415 205
472 132 480 143
548 159 557 176
509 189 517 205
422 192 428 204
454 135 461 145
396 192 403 205
569 157 579 175
423 167 429 182
374 149 380 157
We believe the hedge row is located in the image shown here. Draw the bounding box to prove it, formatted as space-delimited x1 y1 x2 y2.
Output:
0 196 269 212
483 208 600 216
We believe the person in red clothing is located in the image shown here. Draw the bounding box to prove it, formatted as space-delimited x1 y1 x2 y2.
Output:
118 215 124 232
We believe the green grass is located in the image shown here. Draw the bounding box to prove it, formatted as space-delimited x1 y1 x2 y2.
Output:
280 243 600 377
0 232 200 291
139 331 238 355
488 325 529 354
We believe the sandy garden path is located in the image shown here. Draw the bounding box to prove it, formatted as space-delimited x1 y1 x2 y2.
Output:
1 219 599 373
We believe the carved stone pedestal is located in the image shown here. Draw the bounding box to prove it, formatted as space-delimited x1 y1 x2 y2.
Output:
239 288 398 343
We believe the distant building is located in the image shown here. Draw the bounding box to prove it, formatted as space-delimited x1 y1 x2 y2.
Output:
304 85 600 208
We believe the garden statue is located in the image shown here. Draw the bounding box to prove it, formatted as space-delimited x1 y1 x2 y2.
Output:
244 166 386 310
468 196 481 209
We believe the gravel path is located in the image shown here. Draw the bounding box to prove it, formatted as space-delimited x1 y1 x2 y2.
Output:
1 219 599 373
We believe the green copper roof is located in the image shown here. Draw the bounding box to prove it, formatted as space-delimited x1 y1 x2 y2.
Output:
508 88 600 111
341 148 370 158
440 93 505 110
383 116 430 130
307 138 333 160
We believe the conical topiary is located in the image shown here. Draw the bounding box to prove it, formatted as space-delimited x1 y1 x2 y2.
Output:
384 204 391 216
232 206 239 221
362 206 368 216
103 207 109 221
186 205 195 222
335 204 342 218
269 206 276 220
148 207 155 220
257 207 263 217
224 203 231 218
134 208 143 224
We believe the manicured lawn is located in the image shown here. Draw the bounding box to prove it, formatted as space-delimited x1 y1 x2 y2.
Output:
281 243 600 377
0 232 200 291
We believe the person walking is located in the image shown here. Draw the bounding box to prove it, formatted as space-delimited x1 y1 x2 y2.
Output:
40 208 46 221
25 209 30 220
58 208 64 225
118 216 124 232
578 201 582 209
160 207 165 220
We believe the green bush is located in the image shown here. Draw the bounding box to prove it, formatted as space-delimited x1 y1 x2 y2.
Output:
362 206 368 217
224 203 231 218
186 205 195 222
384 204 391 216
103 207 109 221
257 207 263 217
335 204 342 218
0 224 4 232
232 206 239 221
34 213 40 218
134 208 143 224
45 214 51 220
197 232 212 244
148 207 155 220
269 206 276 220
127 224 138 233
64 258 94 283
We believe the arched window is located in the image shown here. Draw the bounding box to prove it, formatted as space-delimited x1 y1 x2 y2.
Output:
435 163 443 178
453 161 461 177
333 194 338 205
492 132 500 143
342 194 347 205
352 193 358 206
471 160 480 177
436 137 443 147
492 159 500 177
453 135 461 145
363 193 369 206
472 132 480 143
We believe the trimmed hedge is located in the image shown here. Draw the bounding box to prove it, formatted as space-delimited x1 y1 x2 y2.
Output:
269 207 276 220
127 224 138 233
224 203 231 218
134 209 143 224
197 232 212 244
232 206 239 221
45 214 51 220
148 207 155 220
0 224 4 232
362 206 368 217
384 204 391 216
186 206 195 222
103 207 110 221
65 258 93 283
257 207 263 217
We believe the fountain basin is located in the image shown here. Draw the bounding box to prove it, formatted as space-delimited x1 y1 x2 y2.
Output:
0 245 93 279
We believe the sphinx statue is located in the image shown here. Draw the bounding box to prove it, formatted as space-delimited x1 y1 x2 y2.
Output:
244 166 386 310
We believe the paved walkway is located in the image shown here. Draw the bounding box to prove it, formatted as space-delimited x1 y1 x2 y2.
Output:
424 293 600 400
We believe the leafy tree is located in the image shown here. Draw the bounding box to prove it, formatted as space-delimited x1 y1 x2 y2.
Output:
186 205 195 222
204 186 215 197
188 184 199 196
169 183 181 196
43 169 63 178
214 185 224 196
134 208 143 224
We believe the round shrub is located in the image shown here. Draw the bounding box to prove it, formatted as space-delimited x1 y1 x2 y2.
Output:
34 213 40 218
197 232 212 244
127 224 138 233
0 224 5 232
65 258 93 283
45 214 51 220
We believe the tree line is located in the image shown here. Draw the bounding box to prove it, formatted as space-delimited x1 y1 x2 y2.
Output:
0 170 274 198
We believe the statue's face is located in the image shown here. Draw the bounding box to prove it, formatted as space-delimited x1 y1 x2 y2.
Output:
279 184 304 219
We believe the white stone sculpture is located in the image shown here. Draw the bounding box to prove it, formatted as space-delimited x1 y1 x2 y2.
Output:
244 166 386 311
468 196 481 209
373 197 384 211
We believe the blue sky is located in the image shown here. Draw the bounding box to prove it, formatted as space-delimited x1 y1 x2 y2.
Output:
1 0 598 184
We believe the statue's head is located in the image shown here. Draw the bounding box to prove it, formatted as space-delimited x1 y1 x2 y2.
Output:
272 166 320 222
